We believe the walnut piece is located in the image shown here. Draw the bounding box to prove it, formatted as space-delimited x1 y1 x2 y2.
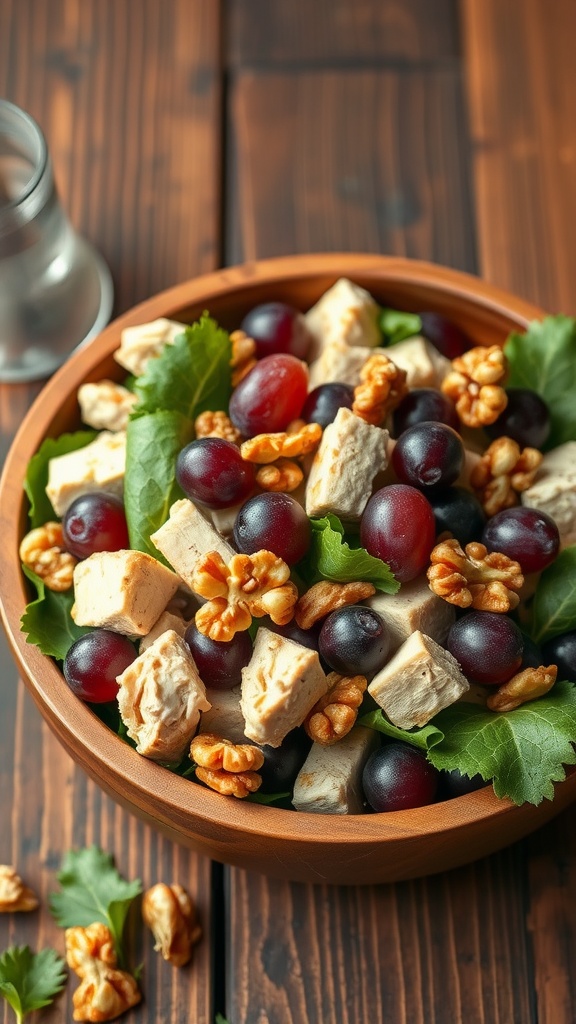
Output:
487 664 557 713
352 352 408 425
427 538 524 612
193 549 298 641
66 923 141 1023
77 380 137 432
304 672 367 745
441 345 508 427
230 329 257 386
65 923 117 975
195 765 262 797
19 521 77 591
194 409 242 444
0 865 38 912
256 458 303 492
142 882 202 967
470 436 543 517
295 579 377 630
240 422 322 463
190 732 265 772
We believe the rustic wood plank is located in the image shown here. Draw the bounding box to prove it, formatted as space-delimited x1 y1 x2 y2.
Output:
228 0 459 67
227 69 476 271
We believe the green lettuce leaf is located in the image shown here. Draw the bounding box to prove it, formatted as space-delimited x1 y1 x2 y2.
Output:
504 315 576 449
300 514 399 594
0 947 66 1024
379 308 422 346
358 710 444 752
20 566 90 661
531 546 576 644
24 430 96 527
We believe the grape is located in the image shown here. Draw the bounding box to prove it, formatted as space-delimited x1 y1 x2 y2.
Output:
271 618 321 652
360 484 436 583
392 388 459 436
318 605 390 677
233 492 311 565
362 742 439 811
176 437 255 510
542 631 576 683
445 611 524 685
439 768 486 799
258 728 312 793
482 507 560 574
63 629 136 703
391 421 464 489
427 486 486 546
520 633 543 670
419 311 473 359
229 354 308 436
62 492 129 559
301 383 354 428
184 623 252 688
486 388 551 449
241 301 312 360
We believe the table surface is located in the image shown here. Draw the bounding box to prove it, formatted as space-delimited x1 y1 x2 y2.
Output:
2 2 576 1022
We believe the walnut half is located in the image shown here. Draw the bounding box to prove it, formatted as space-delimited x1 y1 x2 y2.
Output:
66 923 141 1022
294 579 377 630
470 436 543 517
19 522 77 592
441 345 508 427
427 538 524 612
0 865 38 912
193 549 298 641
487 665 557 712
142 882 202 967
304 672 367 745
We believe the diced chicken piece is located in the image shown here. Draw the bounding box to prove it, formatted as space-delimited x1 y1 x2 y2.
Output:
305 278 381 361
46 431 126 516
77 380 137 432
368 630 469 729
521 442 576 547
386 336 451 389
305 407 388 520
150 498 235 587
114 318 186 376
308 340 383 389
139 609 188 653
240 628 328 748
456 448 482 491
365 575 455 654
117 630 211 761
206 502 245 539
72 549 180 636
199 685 248 744
292 726 378 814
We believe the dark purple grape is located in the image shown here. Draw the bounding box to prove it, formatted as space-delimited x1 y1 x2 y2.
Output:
486 388 551 449
318 606 389 677
427 486 486 546
240 302 312 360
63 492 129 559
360 484 436 583
542 631 576 682
184 623 252 688
445 611 524 685
63 629 136 703
229 354 309 436
391 421 464 490
301 383 354 428
176 437 255 510
482 507 560 574
439 768 487 799
362 742 439 811
419 311 473 359
233 492 311 565
258 728 312 793
392 388 459 436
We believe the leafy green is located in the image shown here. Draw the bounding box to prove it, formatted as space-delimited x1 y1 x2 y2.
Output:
358 710 444 752
49 847 142 965
248 791 292 805
20 566 91 661
24 430 96 527
531 546 576 644
300 514 399 594
504 315 576 449
379 308 422 346
0 946 66 1024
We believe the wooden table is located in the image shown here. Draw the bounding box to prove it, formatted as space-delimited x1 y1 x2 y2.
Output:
2 2 576 1021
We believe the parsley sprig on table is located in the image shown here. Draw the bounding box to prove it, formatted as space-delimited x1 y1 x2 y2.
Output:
0 946 66 1024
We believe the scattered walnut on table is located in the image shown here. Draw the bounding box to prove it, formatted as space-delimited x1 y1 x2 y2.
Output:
0 865 38 912
65 923 117 974
240 421 322 463
142 882 202 968
230 329 257 386
470 436 543 516
487 665 558 713
441 345 508 427
294 579 376 630
194 409 242 444
304 672 367 745
66 922 141 1023
352 352 408 425
427 538 524 612
193 549 298 641
19 521 77 591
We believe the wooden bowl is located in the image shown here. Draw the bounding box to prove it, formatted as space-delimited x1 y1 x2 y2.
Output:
1 253 574 885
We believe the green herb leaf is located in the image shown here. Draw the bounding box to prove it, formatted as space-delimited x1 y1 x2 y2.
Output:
20 566 90 661
300 514 399 594
0 946 66 1024
248 791 292 805
504 315 576 449
49 847 142 965
359 710 444 752
379 308 422 346
24 431 96 527
427 682 576 805
531 546 576 644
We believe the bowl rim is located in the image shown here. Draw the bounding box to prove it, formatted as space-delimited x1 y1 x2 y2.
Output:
0 252 562 846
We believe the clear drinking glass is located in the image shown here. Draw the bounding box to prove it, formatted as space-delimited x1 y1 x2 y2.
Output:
0 99 113 382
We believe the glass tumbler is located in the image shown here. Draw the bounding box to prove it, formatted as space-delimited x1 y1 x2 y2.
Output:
0 99 113 382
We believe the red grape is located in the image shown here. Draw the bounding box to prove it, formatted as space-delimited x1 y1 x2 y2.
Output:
63 629 136 703
445 611 523 685
391 421 464 489
360 484 436 582
184 623 252 688
63 492 129 559
229 354 308 436
176 438 255 509
241 301 312 360
482 507 559 574
362 742 439 811
233 492 311 565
